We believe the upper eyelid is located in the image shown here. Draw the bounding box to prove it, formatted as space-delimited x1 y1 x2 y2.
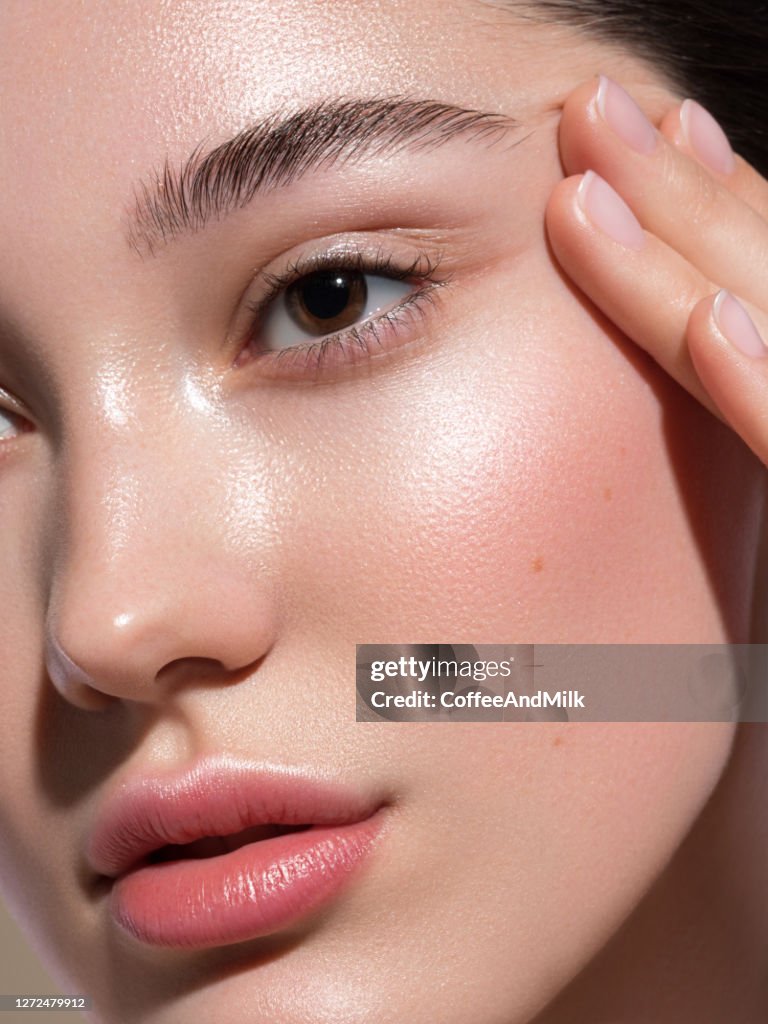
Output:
244 242 446 321
0 386 30 422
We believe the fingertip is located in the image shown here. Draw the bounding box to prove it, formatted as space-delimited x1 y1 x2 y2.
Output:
685 292 768 458
557 76 604 173
544 173 591 247
688 291 768 364
685 292 724 371
687 291 719 338
546 173 584 214
658 105 686 149
559 74 602 119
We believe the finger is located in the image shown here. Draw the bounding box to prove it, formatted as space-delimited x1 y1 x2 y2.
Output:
659 102 768 224
557 76 768 309
687 291 768 464
545 171 723 421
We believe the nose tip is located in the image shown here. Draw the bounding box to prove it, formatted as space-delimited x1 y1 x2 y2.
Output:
46 604 179 709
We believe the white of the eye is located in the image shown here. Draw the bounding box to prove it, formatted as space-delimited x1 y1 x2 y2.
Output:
0 408 20 439
261 274 413 352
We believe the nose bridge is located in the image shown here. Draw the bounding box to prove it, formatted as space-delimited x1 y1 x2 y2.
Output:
45 413 277 708
55 401 183 572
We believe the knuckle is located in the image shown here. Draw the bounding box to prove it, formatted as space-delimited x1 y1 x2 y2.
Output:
686 171 721 228
661 146 720 226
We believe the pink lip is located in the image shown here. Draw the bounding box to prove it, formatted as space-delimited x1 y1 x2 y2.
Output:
85 755 387 949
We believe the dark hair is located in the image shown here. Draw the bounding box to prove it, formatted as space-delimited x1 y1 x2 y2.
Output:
511 1 768 175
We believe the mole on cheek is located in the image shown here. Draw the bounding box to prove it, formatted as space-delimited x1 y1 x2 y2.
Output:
532 556 544 573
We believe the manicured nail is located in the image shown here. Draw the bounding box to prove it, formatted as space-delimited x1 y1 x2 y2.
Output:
713 290 767 357
577 171 646 250
596 75 657 155
680 99 736 175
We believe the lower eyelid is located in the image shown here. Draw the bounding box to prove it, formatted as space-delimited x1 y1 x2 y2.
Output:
247 281 445 383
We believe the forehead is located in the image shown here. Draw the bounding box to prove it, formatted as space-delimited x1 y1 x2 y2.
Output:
0 0 603 231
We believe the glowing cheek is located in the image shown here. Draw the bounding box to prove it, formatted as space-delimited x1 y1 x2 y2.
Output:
327 334 700 641
275 283 758 644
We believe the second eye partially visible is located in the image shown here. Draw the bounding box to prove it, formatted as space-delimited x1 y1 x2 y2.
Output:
0 393 33 447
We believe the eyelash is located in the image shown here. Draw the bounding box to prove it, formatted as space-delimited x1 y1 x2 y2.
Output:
238 247 449 381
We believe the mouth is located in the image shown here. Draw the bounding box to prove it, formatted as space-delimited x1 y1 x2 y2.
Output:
109 815 385 949
144 823 312 865
86 755 388 949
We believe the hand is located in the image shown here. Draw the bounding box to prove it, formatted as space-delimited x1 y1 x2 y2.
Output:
545 75 768 465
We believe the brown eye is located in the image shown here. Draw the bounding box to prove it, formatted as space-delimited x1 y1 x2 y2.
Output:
259 265 412 353
285 269 368 336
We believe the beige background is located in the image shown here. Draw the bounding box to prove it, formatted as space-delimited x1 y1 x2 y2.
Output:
0 898 88 1024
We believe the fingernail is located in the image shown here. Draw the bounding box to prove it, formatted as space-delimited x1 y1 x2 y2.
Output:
713 290 767 357
596 75 657 155
577 171 646 250
680 100 736 175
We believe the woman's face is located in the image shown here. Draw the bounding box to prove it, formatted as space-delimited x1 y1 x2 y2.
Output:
0 2 763 1022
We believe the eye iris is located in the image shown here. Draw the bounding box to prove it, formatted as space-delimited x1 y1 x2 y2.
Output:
287 270 368 335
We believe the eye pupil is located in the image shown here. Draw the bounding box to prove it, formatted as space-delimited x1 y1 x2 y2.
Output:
287 269 368 334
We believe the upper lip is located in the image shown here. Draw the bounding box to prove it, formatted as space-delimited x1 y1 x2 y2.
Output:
85 754 383 880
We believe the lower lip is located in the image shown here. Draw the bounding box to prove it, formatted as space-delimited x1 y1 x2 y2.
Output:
108 814 384 949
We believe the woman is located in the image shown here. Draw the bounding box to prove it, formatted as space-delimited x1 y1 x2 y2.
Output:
0 0 765 1021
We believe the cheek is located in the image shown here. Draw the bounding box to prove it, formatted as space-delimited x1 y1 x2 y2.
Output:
279 270 763 644
367 721 735 1019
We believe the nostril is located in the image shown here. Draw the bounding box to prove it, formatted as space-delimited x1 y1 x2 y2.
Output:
156 656 228 686
44 631 114 711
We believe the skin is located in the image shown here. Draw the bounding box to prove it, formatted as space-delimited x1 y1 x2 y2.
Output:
0 1 765 1021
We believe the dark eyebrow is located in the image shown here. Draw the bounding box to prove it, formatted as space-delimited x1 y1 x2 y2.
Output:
125 96 522 257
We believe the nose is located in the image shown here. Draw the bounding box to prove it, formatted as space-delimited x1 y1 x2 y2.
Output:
44 434 278 711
